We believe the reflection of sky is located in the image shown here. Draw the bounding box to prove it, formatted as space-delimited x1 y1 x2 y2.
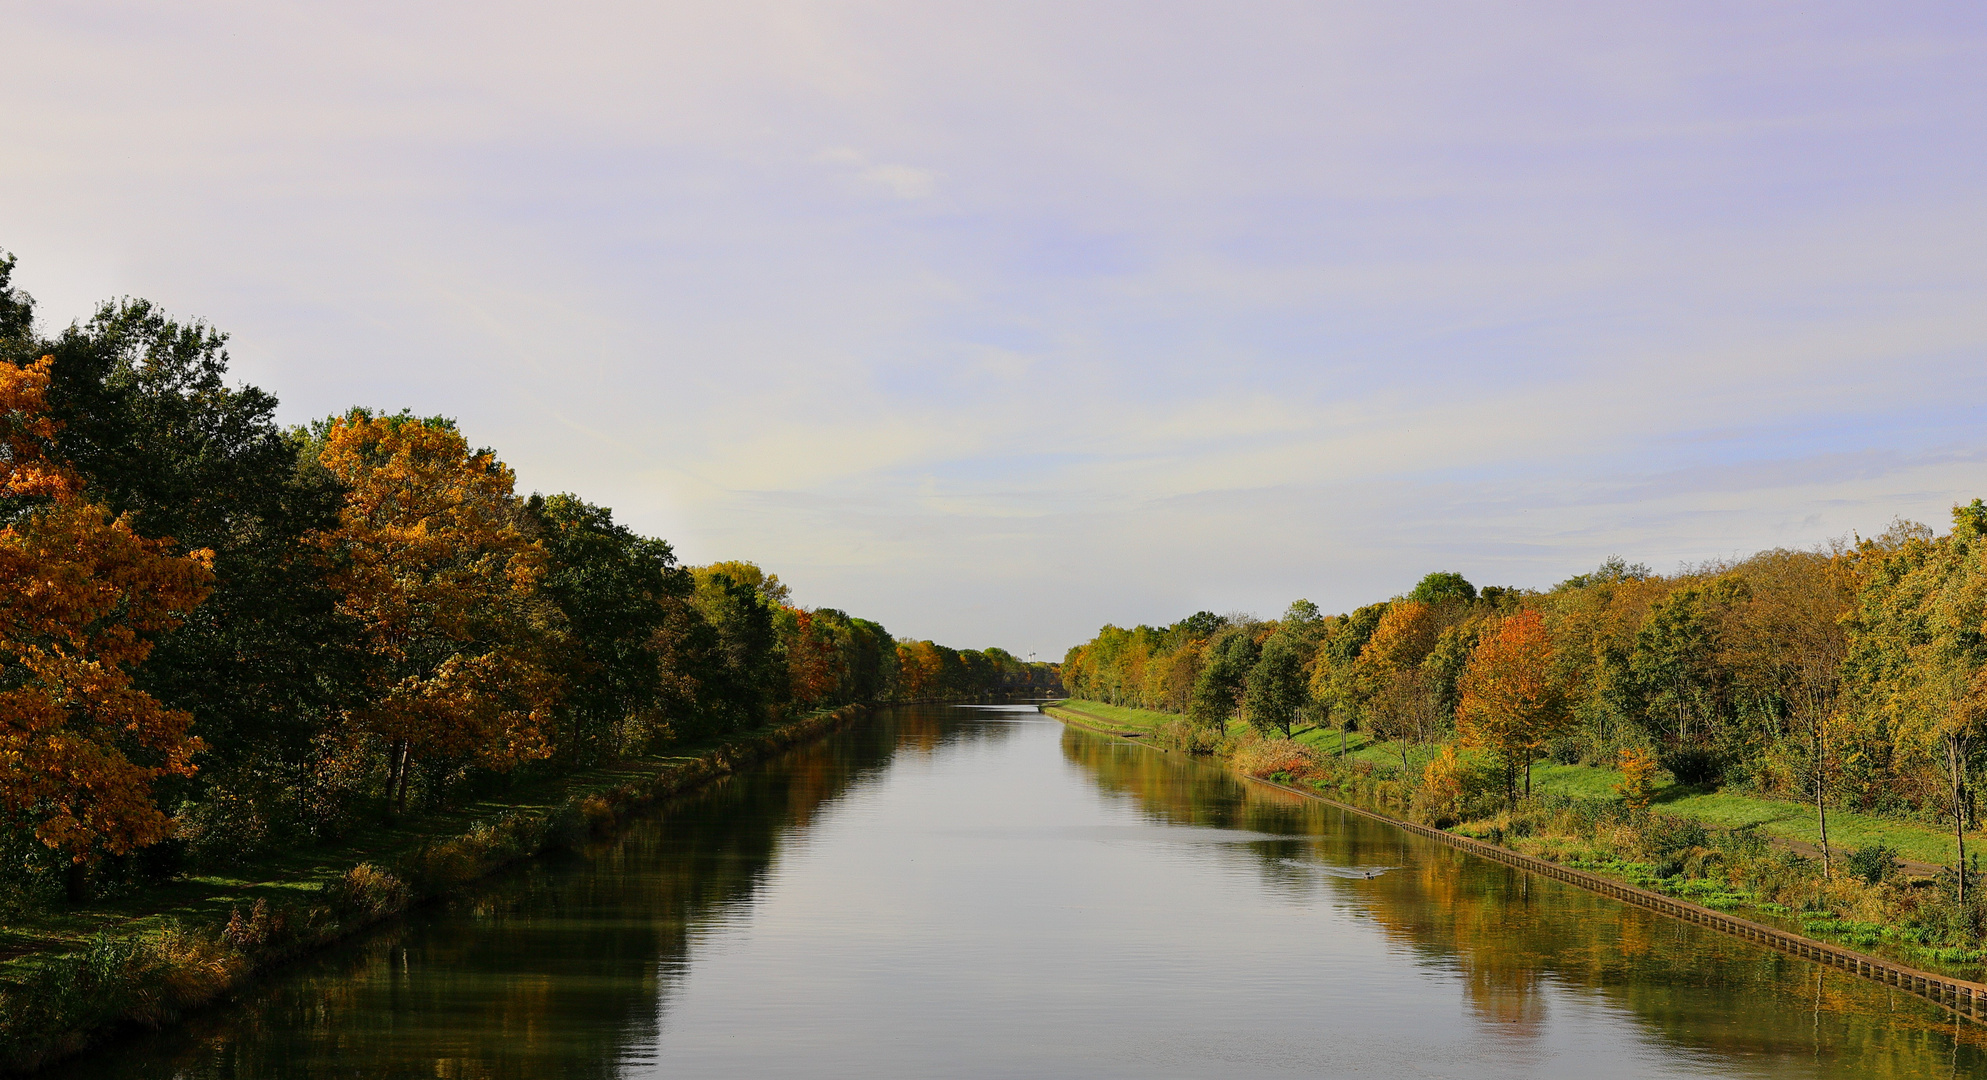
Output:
5 4 1985 655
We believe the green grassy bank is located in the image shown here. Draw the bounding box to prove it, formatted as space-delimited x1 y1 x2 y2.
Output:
0 704 872 1075
1046 699 1968 868
1045 698 1986 980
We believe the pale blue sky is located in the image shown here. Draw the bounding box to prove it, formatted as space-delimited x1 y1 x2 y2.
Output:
4 3 1984 658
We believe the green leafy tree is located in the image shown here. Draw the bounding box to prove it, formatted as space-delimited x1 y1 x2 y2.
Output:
530 494 691 762
1407 571 1476 606
1190 628 1259 732
1244 632 1310 738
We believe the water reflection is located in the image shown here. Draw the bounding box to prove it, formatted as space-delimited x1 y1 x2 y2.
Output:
1062 729 1987 1077
51 707 1987 1079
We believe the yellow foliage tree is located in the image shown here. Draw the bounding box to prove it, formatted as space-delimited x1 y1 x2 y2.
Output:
1615 746 1657 811
1455 609 1570 803
0 357 214 877
896 639 944 700
1357 601 1443 772
691 560 791 606
315 412 563 811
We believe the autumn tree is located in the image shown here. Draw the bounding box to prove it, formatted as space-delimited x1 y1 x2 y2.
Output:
1309 602 1388 757
1615 747 1657 811
1357 601 1443 773
896 639 946 701
314 411 563 812
691 560 791 606
783 608 845 707
22 294 357 854
1847 503 1987 905
0 356 214 894
1713 549 1855 873
1456 609 1571 803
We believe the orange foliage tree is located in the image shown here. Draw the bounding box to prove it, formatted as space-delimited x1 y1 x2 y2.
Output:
896 640 945 700
1455 609 1570 803
0 357 214 874
785 608 843 708
315 412 563 811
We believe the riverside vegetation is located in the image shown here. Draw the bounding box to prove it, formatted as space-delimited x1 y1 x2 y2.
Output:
0 251 1054 1070
1059 529 1987 982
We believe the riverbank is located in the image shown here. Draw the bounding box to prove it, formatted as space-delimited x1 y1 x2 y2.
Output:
1043 699 1987 1010
0 703 872 1075
1044 701 1968 869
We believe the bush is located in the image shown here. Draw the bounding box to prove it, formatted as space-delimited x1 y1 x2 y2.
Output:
1659 746 1723 787
320 863 408 921
1412 745 1469 827
1844 842 1901 885
1231 735 1319 779
1154 718 1223 755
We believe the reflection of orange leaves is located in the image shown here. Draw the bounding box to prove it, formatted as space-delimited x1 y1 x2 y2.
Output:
1615 909 1653 958
0 372 214 858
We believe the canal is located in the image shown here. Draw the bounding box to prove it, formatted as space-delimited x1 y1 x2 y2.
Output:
56 704 1987 1078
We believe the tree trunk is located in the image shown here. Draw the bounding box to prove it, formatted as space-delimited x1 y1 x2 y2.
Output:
392 741 413 813
64 860 88 904
1814 720 1831 877
1951 735 1967 911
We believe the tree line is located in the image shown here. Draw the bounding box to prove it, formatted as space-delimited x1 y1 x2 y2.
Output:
1063 520 1987 881
0 253 1055 904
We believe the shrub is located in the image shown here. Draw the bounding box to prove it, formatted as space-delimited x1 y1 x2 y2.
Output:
1154 718 1223 755
1659 746 1723 787
1230 735 1318 779
321 863 408 920
1412 745 1468 827
221 898 289 952
1614 747 1658 811
1844 842 1901 885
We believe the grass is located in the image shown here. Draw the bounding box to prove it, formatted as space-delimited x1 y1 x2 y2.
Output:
1043 699 1175 733
1050 700 1979 871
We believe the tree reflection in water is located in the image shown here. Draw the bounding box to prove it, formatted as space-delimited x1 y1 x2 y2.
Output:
1061 727 1987 1077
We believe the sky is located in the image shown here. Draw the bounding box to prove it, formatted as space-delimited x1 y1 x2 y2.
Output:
3 3 1985 660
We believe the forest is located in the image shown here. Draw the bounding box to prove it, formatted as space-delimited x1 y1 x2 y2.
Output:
0 252 1055 911
1061 516 1987 960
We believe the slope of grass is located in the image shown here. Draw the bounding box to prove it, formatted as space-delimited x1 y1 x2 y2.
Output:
1050 701 1976 870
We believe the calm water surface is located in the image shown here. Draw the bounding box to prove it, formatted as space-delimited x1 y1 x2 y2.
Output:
59 705 1987 1078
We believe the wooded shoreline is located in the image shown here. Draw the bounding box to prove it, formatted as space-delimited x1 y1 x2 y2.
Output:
0 703 874 1075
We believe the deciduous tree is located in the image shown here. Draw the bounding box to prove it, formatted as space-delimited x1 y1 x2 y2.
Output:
0 357 214 889
314 411 562 811
1456 609 1570 802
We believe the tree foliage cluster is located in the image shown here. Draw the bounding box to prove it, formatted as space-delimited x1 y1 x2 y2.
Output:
1063 517 1987 896
0 254 1055 904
